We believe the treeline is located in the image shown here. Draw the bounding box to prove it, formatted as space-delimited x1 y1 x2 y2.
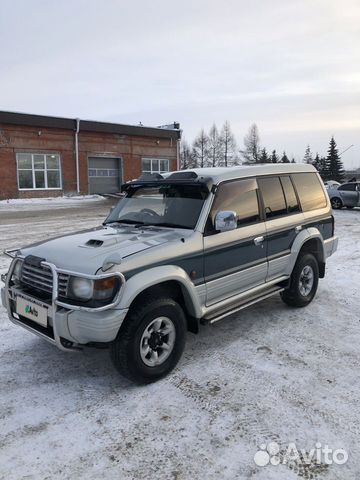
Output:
180 122 346 182
180 122 295 170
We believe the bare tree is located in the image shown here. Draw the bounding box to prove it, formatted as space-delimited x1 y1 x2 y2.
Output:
219 121 238 167
240 123 261 164
208 124 222 167
192 129 209 168
179 139 193 169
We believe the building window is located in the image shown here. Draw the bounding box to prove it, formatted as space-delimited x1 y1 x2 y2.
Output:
142 158 170 174
16 153 62 190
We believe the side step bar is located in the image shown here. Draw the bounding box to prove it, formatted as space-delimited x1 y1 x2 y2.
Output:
201 286 284 325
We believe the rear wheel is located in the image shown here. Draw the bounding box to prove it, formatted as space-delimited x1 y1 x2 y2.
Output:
110 297 186 384
281 253 319 307
331 197 343 209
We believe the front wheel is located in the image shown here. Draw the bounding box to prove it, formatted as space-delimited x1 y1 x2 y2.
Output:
331 197 343 209
110 297 186 384
281 253 319 307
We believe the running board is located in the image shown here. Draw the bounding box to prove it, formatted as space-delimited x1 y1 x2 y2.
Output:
201 286 284 325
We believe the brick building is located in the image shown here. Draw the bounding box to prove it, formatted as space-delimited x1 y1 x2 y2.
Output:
0 111 181 200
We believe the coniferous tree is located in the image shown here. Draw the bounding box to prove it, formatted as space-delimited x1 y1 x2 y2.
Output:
271 149 279 163
281 151 290 163
291 157 296 163
259 147 270 163
303 145 313 164
324 136 345 182
313 153 327 178
312 153 323 173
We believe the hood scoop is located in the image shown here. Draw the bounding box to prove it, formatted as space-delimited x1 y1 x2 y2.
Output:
83 239 104 248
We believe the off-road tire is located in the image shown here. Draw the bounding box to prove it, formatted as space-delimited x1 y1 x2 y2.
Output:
281 253 319 307
110 297 186 384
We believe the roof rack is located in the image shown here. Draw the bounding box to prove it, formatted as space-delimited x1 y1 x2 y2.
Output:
121 173 213 193
167 171 198 180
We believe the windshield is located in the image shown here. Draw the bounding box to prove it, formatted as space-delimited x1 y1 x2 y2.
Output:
105 184 208 229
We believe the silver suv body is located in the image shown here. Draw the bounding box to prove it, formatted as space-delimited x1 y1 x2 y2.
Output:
1 164 338 383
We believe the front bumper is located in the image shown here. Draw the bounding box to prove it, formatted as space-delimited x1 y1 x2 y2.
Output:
1 257 128 351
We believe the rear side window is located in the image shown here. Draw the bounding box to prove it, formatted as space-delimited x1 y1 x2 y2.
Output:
292 173 327 211
338 183 356 191
210 178 260 228
280 176 300 213
258 176 287 219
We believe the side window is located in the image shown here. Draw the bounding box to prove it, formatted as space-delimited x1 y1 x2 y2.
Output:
338 183 355 191
209 178 260 229
257 176 287 219
280 176 300 213
292 173 327 211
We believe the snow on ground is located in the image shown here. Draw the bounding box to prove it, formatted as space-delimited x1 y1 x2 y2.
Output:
0 202 359 480
0 195 105 212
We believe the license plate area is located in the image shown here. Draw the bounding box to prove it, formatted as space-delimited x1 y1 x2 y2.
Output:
16 295 48 327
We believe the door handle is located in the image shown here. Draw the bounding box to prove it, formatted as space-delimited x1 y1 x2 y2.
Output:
254 236 264 246
295 225 302 233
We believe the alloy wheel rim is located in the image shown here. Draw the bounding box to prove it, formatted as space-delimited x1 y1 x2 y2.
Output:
299 265 314 296
140 316 176 367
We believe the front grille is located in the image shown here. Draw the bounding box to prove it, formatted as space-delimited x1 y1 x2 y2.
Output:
20 262 69 297
58 273 69 297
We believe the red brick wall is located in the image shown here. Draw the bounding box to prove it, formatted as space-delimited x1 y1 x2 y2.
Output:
0 123 178 200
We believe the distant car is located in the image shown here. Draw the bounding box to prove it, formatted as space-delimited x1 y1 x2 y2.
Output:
328 182 360 209
324 180 340 190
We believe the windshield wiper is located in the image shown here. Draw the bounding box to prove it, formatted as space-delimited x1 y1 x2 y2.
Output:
147 222 192 229
104 219 145 226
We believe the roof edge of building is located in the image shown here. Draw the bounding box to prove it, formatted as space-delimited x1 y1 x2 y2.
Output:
0 110 181 140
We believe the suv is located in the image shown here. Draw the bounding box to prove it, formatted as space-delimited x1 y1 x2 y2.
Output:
1 164 338 383
328 182 360 209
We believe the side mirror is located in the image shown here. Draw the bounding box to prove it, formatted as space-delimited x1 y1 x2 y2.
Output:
215 211 237 232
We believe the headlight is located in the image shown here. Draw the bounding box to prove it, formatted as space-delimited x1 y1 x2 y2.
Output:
68 277 94 300
12 260 23 281
67 275 121 303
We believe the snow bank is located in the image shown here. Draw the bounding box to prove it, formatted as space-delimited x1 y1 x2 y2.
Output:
0 194 104 206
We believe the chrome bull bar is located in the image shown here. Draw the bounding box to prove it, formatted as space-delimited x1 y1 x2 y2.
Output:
2 254 125 351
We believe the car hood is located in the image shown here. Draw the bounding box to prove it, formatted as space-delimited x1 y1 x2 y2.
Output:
19 224 187 274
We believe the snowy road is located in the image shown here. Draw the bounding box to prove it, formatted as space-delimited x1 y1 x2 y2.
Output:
0 201 359 480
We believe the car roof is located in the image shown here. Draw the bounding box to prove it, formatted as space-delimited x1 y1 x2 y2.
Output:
179 163 317 184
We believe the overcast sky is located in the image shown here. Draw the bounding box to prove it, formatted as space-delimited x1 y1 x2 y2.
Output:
1 0 359 167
